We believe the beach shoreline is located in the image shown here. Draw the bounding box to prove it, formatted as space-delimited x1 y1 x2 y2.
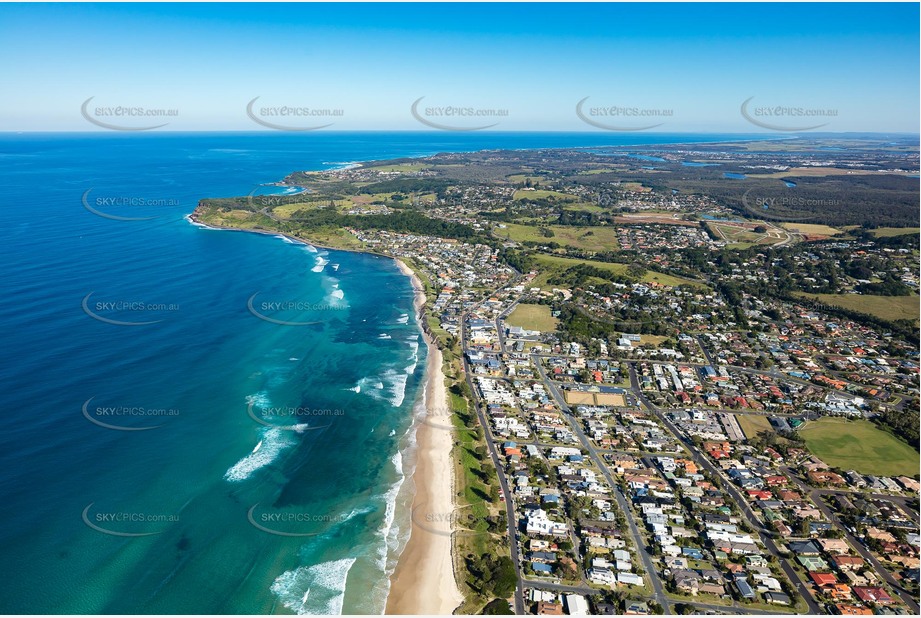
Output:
386 259 463 615
186 212 463 613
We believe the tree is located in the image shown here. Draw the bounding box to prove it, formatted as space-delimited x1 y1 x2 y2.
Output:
626 263 647 279
491 556 518 597
482 599 513 615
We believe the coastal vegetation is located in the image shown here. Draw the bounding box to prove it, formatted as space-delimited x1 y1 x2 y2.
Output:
189 137 919 615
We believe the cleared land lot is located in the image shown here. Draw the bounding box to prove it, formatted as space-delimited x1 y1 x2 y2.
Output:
799 418 918 477
794 293 920 323
706 220 788 248
505 303 558 332
735 414 773 440
530 254 705 290
564 391 626 406
750 167 916 178
364 162 432 172
870 226 920 237
497 223 620 252
513 189 579 201
780 222 843 236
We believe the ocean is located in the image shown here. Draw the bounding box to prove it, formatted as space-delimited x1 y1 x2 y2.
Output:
0 131 773 614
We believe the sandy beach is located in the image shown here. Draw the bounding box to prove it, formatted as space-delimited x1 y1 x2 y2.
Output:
387 259 463 615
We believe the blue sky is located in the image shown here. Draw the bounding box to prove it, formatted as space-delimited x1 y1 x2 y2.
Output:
0 2 918 132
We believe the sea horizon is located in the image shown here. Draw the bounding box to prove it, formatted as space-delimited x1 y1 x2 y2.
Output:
2 130 916 614
2 130 758 614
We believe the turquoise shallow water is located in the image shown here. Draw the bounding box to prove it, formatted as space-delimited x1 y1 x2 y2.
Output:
0 132 779 613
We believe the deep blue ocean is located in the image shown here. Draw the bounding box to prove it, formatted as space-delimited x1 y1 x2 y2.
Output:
0 131 776 614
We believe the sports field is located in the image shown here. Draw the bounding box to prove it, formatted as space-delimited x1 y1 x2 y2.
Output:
799 418 918 477
505 304 558 332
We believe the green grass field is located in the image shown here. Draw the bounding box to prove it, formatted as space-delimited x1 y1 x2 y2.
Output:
870 227 921 238
780 222 843 236
795 293 920 323
505 303 559 332
735 414 773 439
364 162 432 172
799 418 918 477
512 189 579 201
530 254 706 290
506 174 548 184
576 168 620 175
497 223 619 252
565 202 607 213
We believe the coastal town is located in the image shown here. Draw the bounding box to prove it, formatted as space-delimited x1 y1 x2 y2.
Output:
6 3 920 617
191 138 920 616
359 224 920 616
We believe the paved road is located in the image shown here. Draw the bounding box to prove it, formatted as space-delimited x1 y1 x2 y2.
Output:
627 364 824 615
695 334 719 366
494 300 518 352
534 357 673 614
784 468 921 613
459 289 527 614
522 579 787 615
807 486 919 521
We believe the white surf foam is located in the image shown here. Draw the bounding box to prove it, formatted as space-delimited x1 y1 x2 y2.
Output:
224 427 296 482
353 376 389 404
376 452 404 564
184 214 218 229
246 391 272 411
395 313 409 324
404 340 420 374
355 371 406 407
271 558 356 615
311 256 329 273
384 369 408 407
